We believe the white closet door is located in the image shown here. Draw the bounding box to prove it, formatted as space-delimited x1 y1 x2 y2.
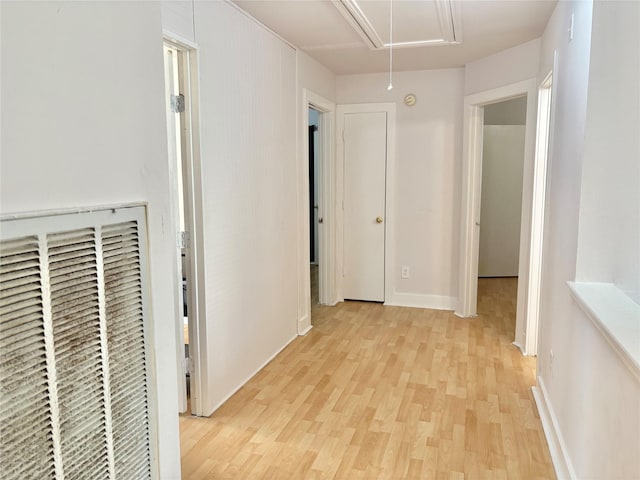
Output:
343 111 387 302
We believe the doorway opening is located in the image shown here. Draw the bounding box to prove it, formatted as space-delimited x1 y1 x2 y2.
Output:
163 41 203 415
457 78 548 356
299 90 336 335
308 107 321 307
478 96 527 338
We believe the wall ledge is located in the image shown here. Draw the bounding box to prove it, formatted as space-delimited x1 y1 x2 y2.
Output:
567 281 640 381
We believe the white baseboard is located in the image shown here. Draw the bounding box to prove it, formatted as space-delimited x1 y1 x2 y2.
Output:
512 341 525 355
385 292 456 311
204 333 298 417
298 324 313 336
532 377 576 480
297 314 311 335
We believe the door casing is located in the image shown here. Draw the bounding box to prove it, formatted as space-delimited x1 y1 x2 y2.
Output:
163 35 207 416
456 77 554 356
298 90 336 335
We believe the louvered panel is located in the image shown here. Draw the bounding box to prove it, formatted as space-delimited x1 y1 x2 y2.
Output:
102 221 152 479
0 236 55 480
47 229 110 480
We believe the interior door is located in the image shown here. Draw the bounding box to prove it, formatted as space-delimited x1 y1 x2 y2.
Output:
343 111 387 301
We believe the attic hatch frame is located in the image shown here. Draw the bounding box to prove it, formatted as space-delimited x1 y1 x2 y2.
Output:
334 0 463 50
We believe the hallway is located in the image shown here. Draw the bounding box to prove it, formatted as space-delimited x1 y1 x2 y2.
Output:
179 278 553 478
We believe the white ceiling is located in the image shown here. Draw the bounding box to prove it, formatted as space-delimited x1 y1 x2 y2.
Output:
232 0 557 75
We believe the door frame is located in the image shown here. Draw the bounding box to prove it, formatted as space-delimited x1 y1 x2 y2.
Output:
336 103 396 304
298 90 336 335
163 35 207 416
526 69 555 356
455 79 540 354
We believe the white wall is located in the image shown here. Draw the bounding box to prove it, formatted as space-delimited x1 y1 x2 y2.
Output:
576 0 640 304
191 1 299 414
298 50 336 102
484 96 527 125
161 1 195 44
336 69 464 308
465 38 541 95
535 1 640 477
1 1 181 478
478 126 526 277
160 1 334 411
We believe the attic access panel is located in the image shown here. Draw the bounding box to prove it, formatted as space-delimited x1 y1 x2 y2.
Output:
334 0 462 49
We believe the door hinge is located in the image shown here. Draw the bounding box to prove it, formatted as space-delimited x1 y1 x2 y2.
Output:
183 357 193 375
177 231 190 249
171 93 185 113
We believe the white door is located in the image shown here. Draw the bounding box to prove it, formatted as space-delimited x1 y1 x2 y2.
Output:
343 111 387 301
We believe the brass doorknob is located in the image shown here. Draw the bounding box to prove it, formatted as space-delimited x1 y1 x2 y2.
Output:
376 216 383 224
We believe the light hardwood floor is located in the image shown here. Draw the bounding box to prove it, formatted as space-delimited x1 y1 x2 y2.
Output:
179 277 555 479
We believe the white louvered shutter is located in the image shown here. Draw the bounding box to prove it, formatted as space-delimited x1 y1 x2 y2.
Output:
0 206 156 480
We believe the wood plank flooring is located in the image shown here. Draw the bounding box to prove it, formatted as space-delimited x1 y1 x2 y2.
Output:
179 278 555 479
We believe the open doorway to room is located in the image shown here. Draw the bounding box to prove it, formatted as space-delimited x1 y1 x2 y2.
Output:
457 77 554 357
477 96 527 337
299 89 336 335
308 108 321 307
163 41 203 415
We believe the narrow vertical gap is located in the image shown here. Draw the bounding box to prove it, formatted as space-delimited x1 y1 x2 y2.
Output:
38 234 65 480
94 226 116 479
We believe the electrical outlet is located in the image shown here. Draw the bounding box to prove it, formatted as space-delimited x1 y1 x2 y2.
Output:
401 266 410 279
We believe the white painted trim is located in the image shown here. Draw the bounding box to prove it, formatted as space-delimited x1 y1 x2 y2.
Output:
162 44 188 414
385 292 456 311
204 333 299 417
336 103 396 304
299 89 336 335
532 378 576 480
0 201 147 221
456 78 540 356
525 65 556 356
223 0 296 51
162 39 209 417
184 46 209 418
162 30 198 50
568 282 640 382
298 324 313 336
